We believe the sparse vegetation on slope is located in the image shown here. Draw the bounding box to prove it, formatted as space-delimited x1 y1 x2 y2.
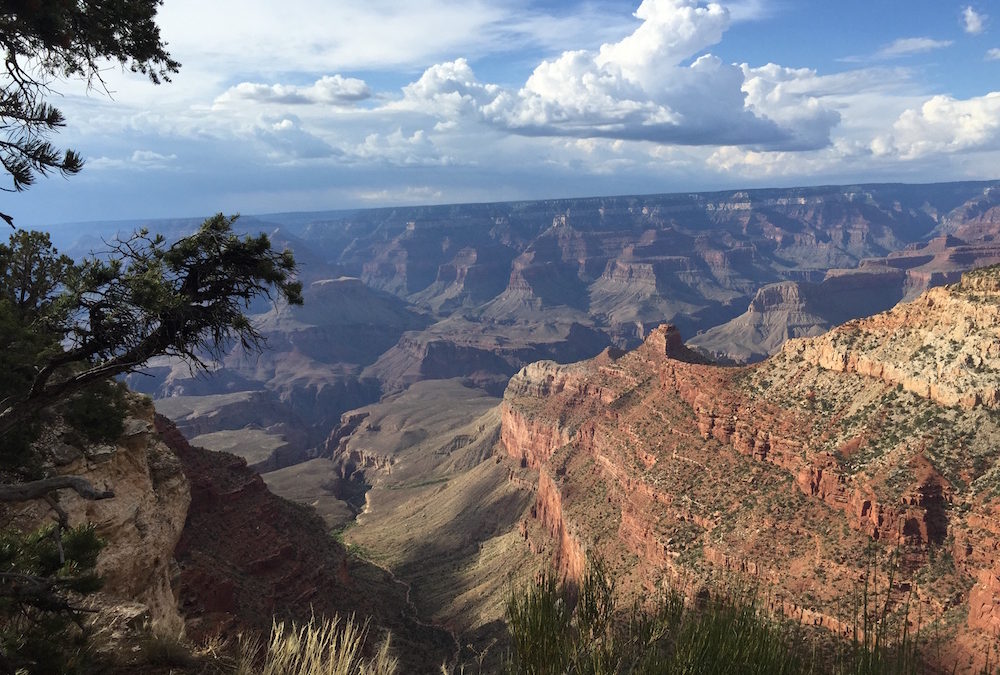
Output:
501 561 974 675
501 301 1000 671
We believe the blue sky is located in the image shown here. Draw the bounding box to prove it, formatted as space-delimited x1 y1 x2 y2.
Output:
11 0 1000 227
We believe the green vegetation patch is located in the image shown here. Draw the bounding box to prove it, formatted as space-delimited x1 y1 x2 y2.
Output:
502 560 937 675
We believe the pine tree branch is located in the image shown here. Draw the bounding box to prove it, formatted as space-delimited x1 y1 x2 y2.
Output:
0 476 114 502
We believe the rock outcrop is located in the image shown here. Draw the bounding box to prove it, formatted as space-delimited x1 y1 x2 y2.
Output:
501 277 1000 666
6 396 191 636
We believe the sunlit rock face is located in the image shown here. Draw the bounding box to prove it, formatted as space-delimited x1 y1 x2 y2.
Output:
7 396 191 636
500 271 1000 668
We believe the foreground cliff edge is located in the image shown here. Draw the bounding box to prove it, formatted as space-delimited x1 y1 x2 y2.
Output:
501 267 1000 670
4 395 453 672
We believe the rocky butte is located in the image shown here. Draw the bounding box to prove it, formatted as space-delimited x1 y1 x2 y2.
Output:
501 268 1000 670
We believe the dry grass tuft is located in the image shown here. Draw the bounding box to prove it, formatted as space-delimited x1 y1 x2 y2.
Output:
236 614 397 675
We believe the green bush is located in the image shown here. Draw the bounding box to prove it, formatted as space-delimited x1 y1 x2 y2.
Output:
60 379 128 445
0 523 104 674
505 563 800 675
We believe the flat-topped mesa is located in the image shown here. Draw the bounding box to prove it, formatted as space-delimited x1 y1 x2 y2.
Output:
747 282 811 312
641 324 713 364
783 267 1000 409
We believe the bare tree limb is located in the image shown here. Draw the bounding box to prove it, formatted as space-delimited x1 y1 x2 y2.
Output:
0 476 113 502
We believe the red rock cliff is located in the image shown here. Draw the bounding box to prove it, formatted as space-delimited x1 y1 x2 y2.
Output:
500 281 1000 664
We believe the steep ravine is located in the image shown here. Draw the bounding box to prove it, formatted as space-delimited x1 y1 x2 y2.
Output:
155 415 455 672
259 379 541 666
3 397 458 671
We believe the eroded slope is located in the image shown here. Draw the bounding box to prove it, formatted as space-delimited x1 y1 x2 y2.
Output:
262 379 539 658
502 272 1000 669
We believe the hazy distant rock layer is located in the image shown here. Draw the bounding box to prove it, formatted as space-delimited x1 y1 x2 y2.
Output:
148 181 1000 475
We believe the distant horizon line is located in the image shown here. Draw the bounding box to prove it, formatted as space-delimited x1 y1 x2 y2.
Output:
37 176 1000 231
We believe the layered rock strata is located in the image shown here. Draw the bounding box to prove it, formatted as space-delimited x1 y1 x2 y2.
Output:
157 416 455 672
502 273 1000 665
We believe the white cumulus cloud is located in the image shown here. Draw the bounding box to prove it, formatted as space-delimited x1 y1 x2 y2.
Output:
215 75 371 107
963 6 987 34
399 0 839 150
395 58 502 117
872 92 1000 158
987 48 1000 61
740 64 843 150
253 115 339 160
352 128 452 166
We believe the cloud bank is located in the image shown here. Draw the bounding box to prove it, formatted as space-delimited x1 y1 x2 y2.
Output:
397 0 839 150
18 0 1000 225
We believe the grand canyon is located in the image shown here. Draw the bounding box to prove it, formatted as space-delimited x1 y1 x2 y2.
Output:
13 179 996 671
8 0 1000 671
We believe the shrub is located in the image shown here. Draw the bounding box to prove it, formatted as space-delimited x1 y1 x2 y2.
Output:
60 379 128 446
137 631 197 668
0 523 104 673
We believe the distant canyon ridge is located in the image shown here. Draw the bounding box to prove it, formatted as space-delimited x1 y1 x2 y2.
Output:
94 179 1000 467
